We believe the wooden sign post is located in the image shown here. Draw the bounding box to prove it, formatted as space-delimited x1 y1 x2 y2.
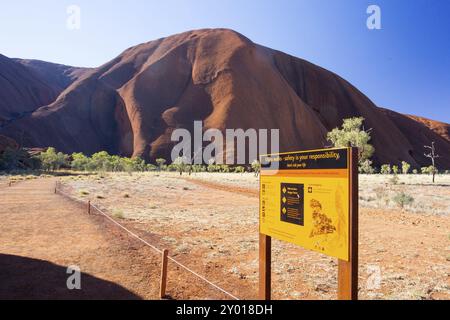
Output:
338 147 358 300
259 147 358 300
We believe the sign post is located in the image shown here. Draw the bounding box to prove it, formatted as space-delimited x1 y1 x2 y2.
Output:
338 147 358 300
259 233 271 300
259 147 358 300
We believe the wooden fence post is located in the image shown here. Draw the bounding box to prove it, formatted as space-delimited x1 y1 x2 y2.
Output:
259 233 272 300
160 249 169 299
338 147 359 300
87 200 91 215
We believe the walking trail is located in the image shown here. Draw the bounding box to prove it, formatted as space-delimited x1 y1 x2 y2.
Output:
0 178 169 300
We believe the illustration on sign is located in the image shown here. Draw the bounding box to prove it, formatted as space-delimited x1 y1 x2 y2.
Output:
259 148 350 261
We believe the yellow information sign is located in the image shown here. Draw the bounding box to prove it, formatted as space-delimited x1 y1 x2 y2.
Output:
260 148 351 261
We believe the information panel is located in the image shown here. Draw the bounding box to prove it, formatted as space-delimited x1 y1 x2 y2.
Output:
260 148 351 261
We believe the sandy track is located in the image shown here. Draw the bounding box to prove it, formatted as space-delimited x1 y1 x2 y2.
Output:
0 178 216 300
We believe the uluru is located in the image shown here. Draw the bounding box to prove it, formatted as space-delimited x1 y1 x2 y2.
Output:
0 28 449 168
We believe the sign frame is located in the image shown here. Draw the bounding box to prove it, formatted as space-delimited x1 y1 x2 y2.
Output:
258 147 359 300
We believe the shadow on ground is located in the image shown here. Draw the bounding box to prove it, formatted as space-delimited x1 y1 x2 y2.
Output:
0 254 141 300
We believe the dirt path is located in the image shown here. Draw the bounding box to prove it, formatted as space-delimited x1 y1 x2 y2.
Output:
0 178 197 300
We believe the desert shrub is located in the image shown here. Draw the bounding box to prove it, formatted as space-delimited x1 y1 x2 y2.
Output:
79 189 89 196
380 164 391 175
251 160 261 177
327 117 375 165
129 157 146 172
401 161 411 174
172 156 189 175
390 174 400 185
219 165 230 173
109 155 125 172
359 159 375 174
207 159 221 172
112 209 125 219
421 166 435 175
146 164 157 171
156 158 166 171
392 192 414 209
166 164 178 172
191 164 205 173
234 166 245 173
392 165 399 175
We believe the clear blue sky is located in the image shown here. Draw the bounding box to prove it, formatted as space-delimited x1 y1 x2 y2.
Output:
0 0 449 122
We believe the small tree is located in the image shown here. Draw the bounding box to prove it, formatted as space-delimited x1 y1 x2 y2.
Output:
71 153 90 171
424 142 439 183
251 160 261 177
401 161 411 175
392 192 414 210
172 156 188 175
156 158 166 172
327 117 375 165
380 164 391 175
392 165 399 175
38 147 68 171
359 159 375 174
90 151 113 172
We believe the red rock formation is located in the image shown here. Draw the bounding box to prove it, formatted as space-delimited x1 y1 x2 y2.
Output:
13 59 91 94
1 29 449 168
0 135 18 153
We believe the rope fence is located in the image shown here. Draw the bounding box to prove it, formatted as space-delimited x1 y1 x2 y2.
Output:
54 180 240 300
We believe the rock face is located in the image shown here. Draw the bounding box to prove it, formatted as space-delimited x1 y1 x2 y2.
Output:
0 54 57 126
0 29 449 168
0 55 88 127
0 135 18 153
13 59 91 94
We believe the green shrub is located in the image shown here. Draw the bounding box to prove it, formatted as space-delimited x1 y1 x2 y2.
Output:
156 159 166 171
234 166 245 173
392 165 399 175
251 160 261 176
380 164 391 175
421 166 435 175
401 161 411 174
392 192 414 209
359 159 375 174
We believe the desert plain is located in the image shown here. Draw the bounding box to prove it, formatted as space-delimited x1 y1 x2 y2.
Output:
0 172 448 300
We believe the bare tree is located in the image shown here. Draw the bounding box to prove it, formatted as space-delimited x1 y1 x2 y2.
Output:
424 142 440 183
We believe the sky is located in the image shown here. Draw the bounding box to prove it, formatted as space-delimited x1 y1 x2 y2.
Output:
0 0 449 122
